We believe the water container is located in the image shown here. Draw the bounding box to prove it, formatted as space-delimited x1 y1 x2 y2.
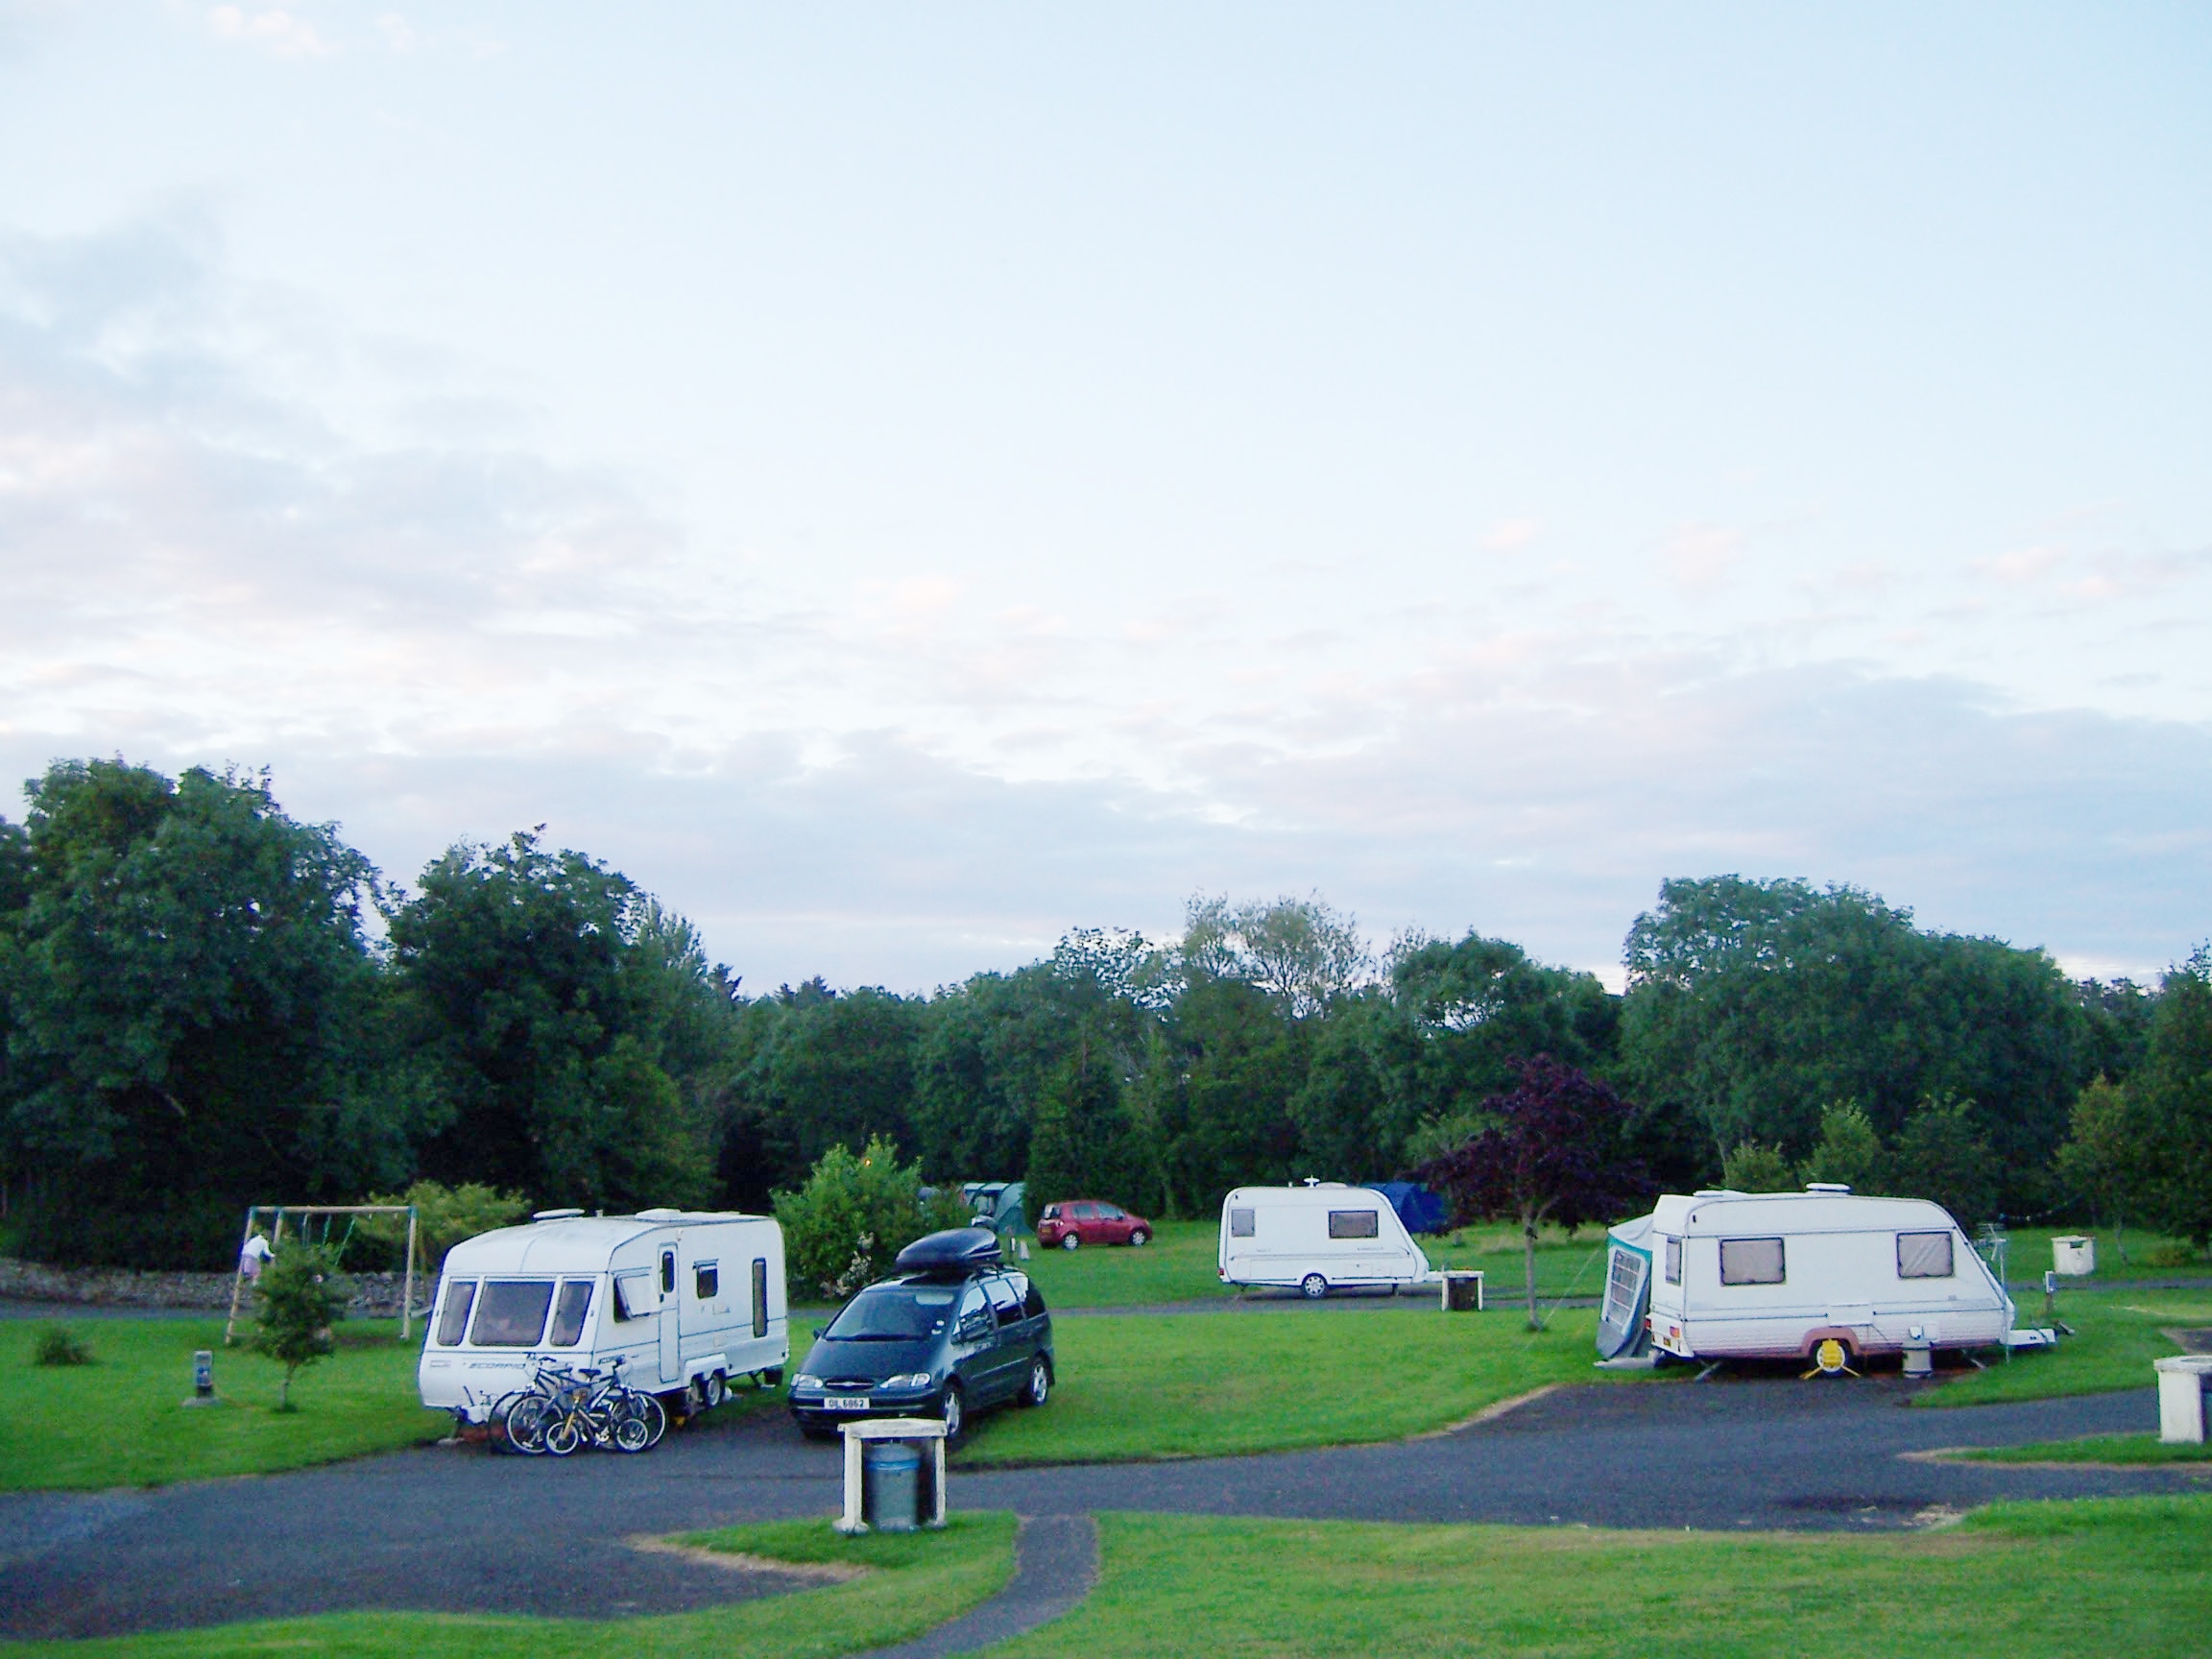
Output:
863 1440 922 1532
2050 1236 2096 1276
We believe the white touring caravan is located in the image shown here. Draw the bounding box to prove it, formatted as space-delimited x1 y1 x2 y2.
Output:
419 1208 786 1424
1597 1187 2017 1367
1217 1182 1435 1297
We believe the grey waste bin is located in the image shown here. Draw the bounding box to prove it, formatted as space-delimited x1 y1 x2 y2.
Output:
863 1440 922 1532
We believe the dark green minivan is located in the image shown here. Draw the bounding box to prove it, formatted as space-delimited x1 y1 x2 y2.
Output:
788 1228 1053 1441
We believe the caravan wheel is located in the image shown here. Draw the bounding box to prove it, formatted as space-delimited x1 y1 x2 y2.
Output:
1300 1273 1328 1300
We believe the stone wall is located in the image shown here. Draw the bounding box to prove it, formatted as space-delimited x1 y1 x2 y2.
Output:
0 1258 426 1317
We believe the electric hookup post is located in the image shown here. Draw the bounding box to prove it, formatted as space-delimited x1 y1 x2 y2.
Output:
182 1349 222 1407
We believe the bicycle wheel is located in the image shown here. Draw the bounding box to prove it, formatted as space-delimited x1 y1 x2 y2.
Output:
609 1397 653 1453
635 1390 668 1449
544 1411 584 1456
505 1394 555 1456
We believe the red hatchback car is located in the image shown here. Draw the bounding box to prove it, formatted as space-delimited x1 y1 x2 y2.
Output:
1036 1200 1152 1250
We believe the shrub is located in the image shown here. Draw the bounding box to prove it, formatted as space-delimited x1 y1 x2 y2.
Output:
352 1180 531 1274
32 1324 93 1367
1719 1141 1795 1192
773 1137 974 1301
252 1242 349 1409
2143 1240 2201 1270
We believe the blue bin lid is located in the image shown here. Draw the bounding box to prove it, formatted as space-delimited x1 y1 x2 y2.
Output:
863 1441 923 1469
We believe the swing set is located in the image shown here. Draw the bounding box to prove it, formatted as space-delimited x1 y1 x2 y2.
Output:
223 1203 422 1346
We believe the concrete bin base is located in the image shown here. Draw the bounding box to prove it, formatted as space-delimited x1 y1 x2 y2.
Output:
2155 1356 2212 1443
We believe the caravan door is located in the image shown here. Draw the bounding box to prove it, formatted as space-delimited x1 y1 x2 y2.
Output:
657 1243 682 1386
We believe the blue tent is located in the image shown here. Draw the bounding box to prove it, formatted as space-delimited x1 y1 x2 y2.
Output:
1364 1182 1449 1236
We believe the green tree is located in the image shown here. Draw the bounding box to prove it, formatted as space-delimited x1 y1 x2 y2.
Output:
390 831 715 1213
1620 876 2088 1209
0 761 403 1266
737 983 924 1189
771 1137 969 1300
1800 1101 1886 1191
2054 1075 2154 1261
1719 1141 1795 1192
252 1241 349 1409
2132 948 2212 1246
354 1179 531 1274
1024 1028 1144 1210
1888 1094 2004 1226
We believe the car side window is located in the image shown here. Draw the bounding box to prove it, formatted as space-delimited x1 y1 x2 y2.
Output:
986 1276 1023 1328
1099 1205 1125 1219
957 1282 990 1329
1072 1202 1097 1220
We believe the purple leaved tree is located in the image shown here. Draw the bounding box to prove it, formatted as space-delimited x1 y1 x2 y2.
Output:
1409 1055 1652 1330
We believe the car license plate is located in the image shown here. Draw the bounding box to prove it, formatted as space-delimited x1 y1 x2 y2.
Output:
824 1395 870 1411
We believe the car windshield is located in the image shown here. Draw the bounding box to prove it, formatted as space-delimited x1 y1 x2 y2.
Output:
826 1283 959 1340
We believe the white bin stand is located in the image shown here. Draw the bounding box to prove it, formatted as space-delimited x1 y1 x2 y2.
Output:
836 1418 949 1533
1439 1270 1485 1312
2155 1356 2212 1444
2051 1235 2096 1276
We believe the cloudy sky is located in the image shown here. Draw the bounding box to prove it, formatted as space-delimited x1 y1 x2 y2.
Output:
2 3 2207 991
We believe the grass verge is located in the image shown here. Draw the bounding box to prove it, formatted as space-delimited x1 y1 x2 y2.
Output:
1912 1293 2205 1409
0 1512 1017 1659
952 1304 1635 1467
1948 1433 2212 1466
990 1497 2212 1658
0 1316 782 1493
1017 1217 1614 1310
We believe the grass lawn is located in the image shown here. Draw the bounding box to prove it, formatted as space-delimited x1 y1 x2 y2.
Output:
0 1512 1017 1659
1951 1433 2212 1466
951 1304 1634 1468
0 1316 783 1493
991 1496 2212 1658
1017 1217 1614 1310
1912 1293 2206 1410
2001 1229 2208 1286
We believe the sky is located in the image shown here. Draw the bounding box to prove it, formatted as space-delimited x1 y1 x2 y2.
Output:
1 2 2208 993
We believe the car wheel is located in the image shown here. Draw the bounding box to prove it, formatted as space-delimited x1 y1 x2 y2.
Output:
1300 1273 1328 1300
1020 1356 1050 1407
939 1382 966 1440
1061 1234 1081 1251
1128 1229 1149 1247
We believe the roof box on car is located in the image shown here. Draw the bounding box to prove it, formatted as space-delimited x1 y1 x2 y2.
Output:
895 1227 1003 1273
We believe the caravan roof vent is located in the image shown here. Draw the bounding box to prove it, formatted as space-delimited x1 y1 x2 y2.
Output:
895 1227 1003 1274
635 1207 683 1221
532 1208 586 1222
1804 1183 1852 1194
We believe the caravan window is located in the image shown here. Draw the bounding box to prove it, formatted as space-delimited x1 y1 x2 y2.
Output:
1328 1209 1381 1239
612 1272 653 1322
1896 1232 1955 1279
469 1280 555 1346
752 1258 768 1337
435 1280 476 1346
1664 1237 1682 1285
1719 1238 1786 1286
1230 1208 1256 1238
694 1262 719 1301
547 1281 592 1347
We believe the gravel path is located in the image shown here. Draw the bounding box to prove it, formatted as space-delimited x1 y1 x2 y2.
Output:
2 1374 2200 1642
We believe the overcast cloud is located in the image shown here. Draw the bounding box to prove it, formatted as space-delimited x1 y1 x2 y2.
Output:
2 6 2208 990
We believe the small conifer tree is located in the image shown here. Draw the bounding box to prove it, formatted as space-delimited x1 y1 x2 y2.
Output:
252 1243 349 1410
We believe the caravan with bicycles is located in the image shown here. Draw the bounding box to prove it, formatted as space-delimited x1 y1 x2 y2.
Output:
418 1208 787 1431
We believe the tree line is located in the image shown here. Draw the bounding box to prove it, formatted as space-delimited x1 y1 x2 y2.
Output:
0 758 2204 1269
